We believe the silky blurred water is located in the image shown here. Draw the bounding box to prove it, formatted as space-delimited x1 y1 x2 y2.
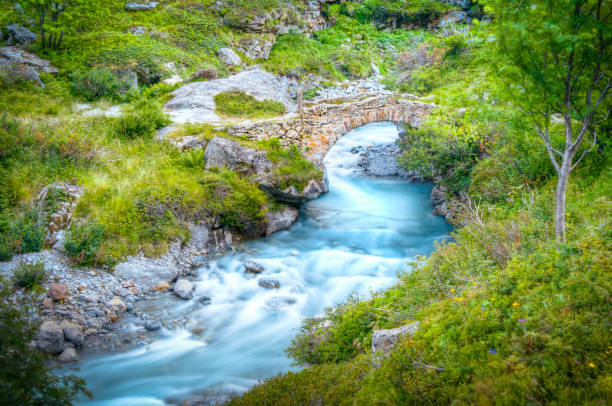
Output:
72 122 452 405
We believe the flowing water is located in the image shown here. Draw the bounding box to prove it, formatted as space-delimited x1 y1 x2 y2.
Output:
73 122 452 405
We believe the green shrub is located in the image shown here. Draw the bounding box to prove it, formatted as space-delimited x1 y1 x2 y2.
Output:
0 282 89 405
0 208 45 261
214 91 286 119
179 148 206 169
12 263 46 290
64 222 105 266
112 99 169 139
257 138 322 191
71 68 134 101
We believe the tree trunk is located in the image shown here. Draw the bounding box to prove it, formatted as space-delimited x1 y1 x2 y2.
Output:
554 159 571 242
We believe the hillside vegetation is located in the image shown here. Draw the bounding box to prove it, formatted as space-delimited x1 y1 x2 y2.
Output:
0 0 610 405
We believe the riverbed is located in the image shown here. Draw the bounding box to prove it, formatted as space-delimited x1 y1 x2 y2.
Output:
73 122 452 405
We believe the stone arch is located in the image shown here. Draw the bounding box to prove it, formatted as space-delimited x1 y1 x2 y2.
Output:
224 95 434 165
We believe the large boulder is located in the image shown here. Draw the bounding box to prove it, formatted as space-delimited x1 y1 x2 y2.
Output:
108 297 127 315
61 320 84 347
204 136 274 175
165 68 296 123
5 24 37 45
265 206 299 235
48 283 69 301
371 322 419 355
36 321 65 354
259 177 329 205
173 279 194 300
218 48 242 67
0 46 58 87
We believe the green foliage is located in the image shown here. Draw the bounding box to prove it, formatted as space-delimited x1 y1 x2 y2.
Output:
179 148 206 169
64 221 105 266
214 91 286 119
12 262 46 290
0 282 89 405
112 98 169 139
21 0 121 49
70 68 134 101
257 138 322 191
398 110 482 194
0 207 45 261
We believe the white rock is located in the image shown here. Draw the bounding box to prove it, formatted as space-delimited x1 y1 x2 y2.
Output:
173 279 194 299
218 48 242 67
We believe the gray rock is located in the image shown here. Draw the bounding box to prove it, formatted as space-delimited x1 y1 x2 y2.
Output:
36 321 64 354
108 297 127 314
165 68 296 123
198 296 212 305
128 26 147 35
6 24 37 45
371 62 380 76
125 2 158 11
235 35 275 60
259 177 329 205
62 320 84 347
265 206 299 236
58 347 79 363
0 46 58 87
218 48 241 67
173 279 194 299
204 136 273 175
258 278 280 289
357 144 417 178
371 322 419 355
144 321 161 331
243 260 264 274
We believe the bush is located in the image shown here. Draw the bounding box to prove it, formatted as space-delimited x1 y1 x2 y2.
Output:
71 68 134 101
64 222 105 266
0 208 45 261
112 99 169 139
257 138 322 191
214 91 286 119
0 282 89 405
12 262 46 290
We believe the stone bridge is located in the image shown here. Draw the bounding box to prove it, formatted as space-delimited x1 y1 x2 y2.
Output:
223 94 435 164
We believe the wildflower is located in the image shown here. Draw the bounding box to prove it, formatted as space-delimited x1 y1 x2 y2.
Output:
588 362 596 368
518 318 526 323
450 288 455 293
472 282 476 286
512 302 519 308
488 349 497 355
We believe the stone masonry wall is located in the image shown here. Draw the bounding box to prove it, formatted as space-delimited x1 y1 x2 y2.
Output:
224 95 434 165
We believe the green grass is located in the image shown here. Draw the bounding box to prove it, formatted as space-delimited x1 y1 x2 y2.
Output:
214 91 287 119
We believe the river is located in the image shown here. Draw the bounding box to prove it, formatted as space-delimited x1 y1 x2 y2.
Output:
72 122 452 405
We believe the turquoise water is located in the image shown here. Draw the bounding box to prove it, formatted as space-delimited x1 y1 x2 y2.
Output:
74 122 452 405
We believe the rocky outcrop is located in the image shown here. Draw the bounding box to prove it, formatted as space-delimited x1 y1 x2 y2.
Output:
265 206 299 235
355 143 420 179
218 48 242 67
371 322 419 355
430 184 467 225
234 35 276 60
38 182 83 247
0 46 58 87
5 24 37 45
258 176 329 205
164 68 296 123
204 136 273 175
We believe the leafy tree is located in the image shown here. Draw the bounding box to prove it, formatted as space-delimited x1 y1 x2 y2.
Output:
21 0 119 49
483 0 611 241
0 281 90 405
